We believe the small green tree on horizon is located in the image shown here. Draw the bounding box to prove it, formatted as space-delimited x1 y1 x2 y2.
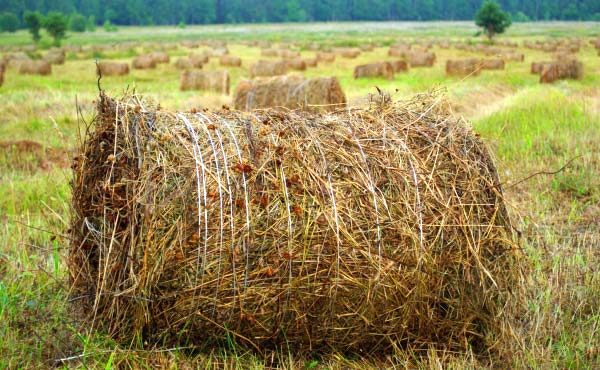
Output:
475 1 512 41
44 12 68 46
70 13 87 32
24 11 43 43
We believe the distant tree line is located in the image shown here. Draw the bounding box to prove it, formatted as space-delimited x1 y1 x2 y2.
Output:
1 0 600 29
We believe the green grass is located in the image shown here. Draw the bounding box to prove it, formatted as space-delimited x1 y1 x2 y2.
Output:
0 22 599 368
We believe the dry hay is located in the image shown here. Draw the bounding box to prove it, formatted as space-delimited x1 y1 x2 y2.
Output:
232 75 346 112
388 48 409 58
480 59 505 70
180 70 230 94
181 40 200 49
284 58 307 71
189 52 209 65
303 58 318 68
531 62 553 74
261 48 279 57
407 51 436 67
337 47 361 58
149 51 170 64
43 48 65 65
389 60 408 73
5 52 31 68
174 58 195 70
219 55 242 67
540 60 583 83
263 49 300 59
445 59 481 77
0 140 70 171
18 60 51 75
207 47 229 58
501 53 524 62
132 55 157 69
354 62 394 80
98 62 130 76
359 44 374 52
249 60 288 78
315 52 335 63
0 58 5 86
69 91 524 357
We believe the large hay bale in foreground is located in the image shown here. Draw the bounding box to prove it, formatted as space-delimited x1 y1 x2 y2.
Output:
540 60 583 83
219 55 242 67
132 55 157 69
69 91 523 356
249 60 288 78
18 60 51 75
354 62 394 80
180 70 230 94
98 62 129 76
233 75 346 112
445 59 481 77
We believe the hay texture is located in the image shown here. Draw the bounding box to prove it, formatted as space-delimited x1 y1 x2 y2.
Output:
18 60 51 75
249 60 288 78
219 55 242 67
132 56 157 69
180 70 230 94
445 59 481 77
531 62 553 74
284 58 307 71
354 62 394 80
540 60 583 83
0 62 4 87
69 91 523 356
389 60 409 73
407 51 436 67
149 51 170 64
43 49 65 65
316 52 335 63
98 62 129 76
480 59 505 70
233 75 346 112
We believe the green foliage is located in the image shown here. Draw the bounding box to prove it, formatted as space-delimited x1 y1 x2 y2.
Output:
69 12 87 32
475 1 512 40
0 12 19 33
87 15 96 31
103 20 118 32
513 11 530 22
43 12 68 46
24 11 43 43
178 20 186 29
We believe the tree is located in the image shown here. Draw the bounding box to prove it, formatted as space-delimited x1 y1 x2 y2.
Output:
44 12 69 46
24 11 44 43
70 13 87 32
87 15 96 31
475 1 512 41
0 12 19 33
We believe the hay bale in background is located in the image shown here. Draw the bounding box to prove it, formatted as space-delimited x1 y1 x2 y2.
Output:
189 52 209 65
249 60 288 78
69 92 523 356
303 58 318 67
407 51 436 67
354 62 394 80
180 70 230 94
284 58 307 71
233 75 346 111
149 51 170 64
98 62 129 76
0 62 4 87
43 49 65 65
174 58 195 70
220 55 242 67
389 60 408 73
480 59 505 70
132 56 157 69
540 60 583 83
446 59 481 77
501 52 525 62
337 47 361 58
316 52 335 63
18 60 51 75
531 62 553 74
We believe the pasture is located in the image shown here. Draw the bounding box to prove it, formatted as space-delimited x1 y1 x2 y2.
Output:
0 21 598 368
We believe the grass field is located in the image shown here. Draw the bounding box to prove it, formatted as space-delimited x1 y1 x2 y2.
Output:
0 21 599 368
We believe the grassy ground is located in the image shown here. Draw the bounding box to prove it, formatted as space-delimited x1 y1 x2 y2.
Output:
0 22 599 368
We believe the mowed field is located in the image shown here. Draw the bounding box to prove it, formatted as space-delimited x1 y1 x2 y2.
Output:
0 21 599 368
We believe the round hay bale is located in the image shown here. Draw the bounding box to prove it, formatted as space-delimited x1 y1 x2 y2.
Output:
149 51 170 64
502 52 524 62
43 48 66 65
354 62 394 80
220 55 242 67
407 51 436 67
389 60 408 73
132 55 157 69
303 58 318 68
232 75 346 112
249 60 288 78
531 61 552 74
540 60 583 83
98 62 130 76
18 60 51 75
480 59 505 70
174 57 194 70
284 58 307 71
445 59 482 77
0 63 4 87
315 52 335 63
180 70 230 94
189 52 209 65
6 52 32 69
69 92 524 356
338 47 361 58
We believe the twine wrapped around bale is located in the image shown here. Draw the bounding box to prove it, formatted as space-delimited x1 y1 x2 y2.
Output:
354 62 394 80
233 75 346 112
98 62 129 76
19 60 51 75
69 90 524 356
180 70 230 94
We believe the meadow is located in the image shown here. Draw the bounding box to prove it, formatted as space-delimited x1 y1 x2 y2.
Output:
0 21 598 368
